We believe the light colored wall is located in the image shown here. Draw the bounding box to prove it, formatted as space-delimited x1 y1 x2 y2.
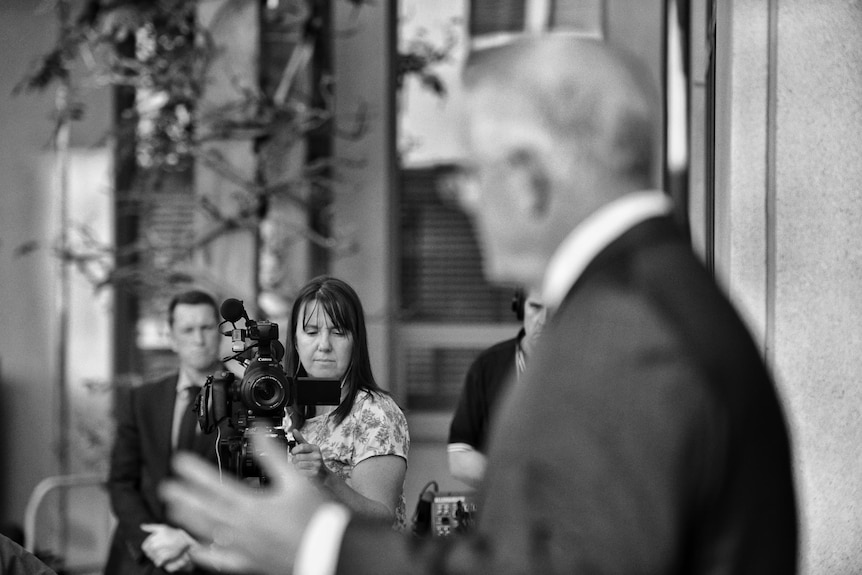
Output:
0 0 113 526
717 1 862 572
0 4 57 526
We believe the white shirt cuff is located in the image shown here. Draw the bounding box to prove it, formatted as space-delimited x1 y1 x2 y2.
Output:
293 503 352 575
447 442 476 453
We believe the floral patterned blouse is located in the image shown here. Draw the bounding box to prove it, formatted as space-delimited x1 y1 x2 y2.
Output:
297 390 410 530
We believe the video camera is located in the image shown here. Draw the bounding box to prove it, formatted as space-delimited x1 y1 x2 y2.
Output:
195 298 340 482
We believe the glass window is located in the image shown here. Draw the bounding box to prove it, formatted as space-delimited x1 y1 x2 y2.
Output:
398 166 518 411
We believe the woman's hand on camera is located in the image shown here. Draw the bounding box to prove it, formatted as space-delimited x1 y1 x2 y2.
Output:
289 429 328 481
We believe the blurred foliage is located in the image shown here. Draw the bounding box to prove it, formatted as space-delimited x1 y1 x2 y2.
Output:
16 0 347 298
15 0 452 299
16 0 206 173
396 19 459 98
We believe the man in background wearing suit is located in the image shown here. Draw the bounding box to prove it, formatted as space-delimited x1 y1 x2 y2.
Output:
160 36 798 574
106 290 227 574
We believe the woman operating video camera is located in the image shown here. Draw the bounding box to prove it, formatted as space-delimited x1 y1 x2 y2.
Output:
285 276 410 530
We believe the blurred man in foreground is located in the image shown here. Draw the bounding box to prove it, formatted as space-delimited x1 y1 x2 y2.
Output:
161 36 798 574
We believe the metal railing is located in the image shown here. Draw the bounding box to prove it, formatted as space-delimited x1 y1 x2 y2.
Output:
23 474 114 575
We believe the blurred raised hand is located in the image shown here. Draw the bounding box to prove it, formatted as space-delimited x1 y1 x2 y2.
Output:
160 431 328 575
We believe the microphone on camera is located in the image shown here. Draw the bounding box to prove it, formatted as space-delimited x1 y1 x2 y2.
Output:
220 298 249 323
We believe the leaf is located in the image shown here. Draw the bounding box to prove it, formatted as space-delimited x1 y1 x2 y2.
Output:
421 74 446 98
13 49 69 95
14 240 41 257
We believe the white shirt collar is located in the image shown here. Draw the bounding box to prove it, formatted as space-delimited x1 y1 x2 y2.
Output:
176 369 207 392
541 190 674 310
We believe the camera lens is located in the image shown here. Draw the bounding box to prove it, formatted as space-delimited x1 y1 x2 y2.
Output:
246 373 286 411
239 359 290 415
255 378 278 402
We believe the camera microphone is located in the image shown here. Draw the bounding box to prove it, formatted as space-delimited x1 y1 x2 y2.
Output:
220 298 248 323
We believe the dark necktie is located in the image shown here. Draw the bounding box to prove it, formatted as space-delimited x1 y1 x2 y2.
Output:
176 385 201 452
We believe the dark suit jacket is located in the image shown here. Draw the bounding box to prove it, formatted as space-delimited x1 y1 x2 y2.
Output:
0 534 57 575
105 372 229 575
337 216 798 574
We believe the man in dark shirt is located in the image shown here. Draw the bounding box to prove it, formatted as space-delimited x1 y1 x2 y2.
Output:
447 289 546 487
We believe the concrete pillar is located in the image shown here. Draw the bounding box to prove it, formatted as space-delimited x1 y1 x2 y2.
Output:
717 1 862 571
194 1 260 303
330 1 398 393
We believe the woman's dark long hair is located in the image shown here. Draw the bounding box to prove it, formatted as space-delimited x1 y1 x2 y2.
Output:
285 275 389 428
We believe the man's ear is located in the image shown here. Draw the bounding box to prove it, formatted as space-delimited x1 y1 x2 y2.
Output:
507 148 551 216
